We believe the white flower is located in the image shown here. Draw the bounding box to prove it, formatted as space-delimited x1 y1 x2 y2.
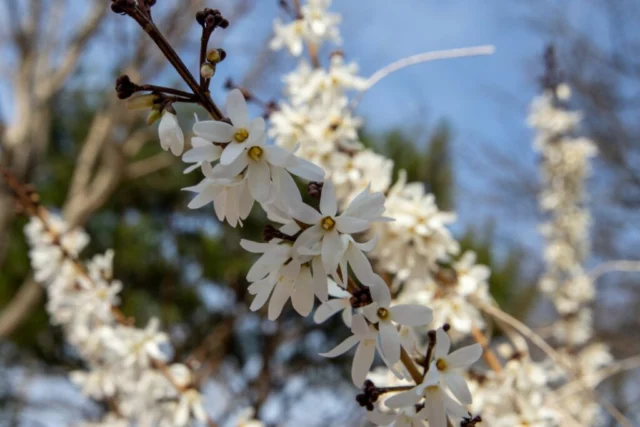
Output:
384 376 467 427
241 239 327 319
216 136 324 204
182 135 222 174
336 233 377 286
193 89 266 165
175 389 207 426
270 19 306 56
363 276 433 364
313 279 353 326
453 251 490 297
112 318 170 369
292 180 389 273
183 162 254 227
372 170 458 279
158 111 184 156
70 368 118 400
320 313 389 386
429 328 482 404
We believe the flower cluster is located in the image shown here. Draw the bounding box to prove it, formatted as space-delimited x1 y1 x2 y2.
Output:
25 214 209 427
528 81 613 424
467 344 560 426
528 84 599 346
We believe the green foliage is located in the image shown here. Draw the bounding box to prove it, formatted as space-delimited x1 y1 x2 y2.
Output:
459 225 537 317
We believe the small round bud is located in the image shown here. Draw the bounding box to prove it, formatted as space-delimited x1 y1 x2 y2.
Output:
206 49 221 63
200 63 216 80
219 18 229 28
115 74 138 99
205 15 216 28
195 11 206 26
146 108 162 126
442 323 451 332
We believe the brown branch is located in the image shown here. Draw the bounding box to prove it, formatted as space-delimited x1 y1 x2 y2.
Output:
0 278 41 338
126 7 223 120
400 347 423 384
470 325 502 373
125 152 175 180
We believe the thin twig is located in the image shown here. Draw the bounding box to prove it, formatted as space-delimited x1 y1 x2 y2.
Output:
589 260 640 281
351 45 496 108
470 325 502 373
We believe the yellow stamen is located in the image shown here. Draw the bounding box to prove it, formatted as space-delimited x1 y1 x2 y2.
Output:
436 358 448 371
248 146 263 161
234 128 249 142
321 216 336 231
377 307 389 320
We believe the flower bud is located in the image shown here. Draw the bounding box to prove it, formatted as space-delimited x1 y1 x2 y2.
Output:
200 63 216 80
127 94 156 110
146 108 162 126
115 74 138 99
206 48 226 64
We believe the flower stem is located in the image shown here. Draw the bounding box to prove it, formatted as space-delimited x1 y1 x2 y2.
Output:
470 325 502 373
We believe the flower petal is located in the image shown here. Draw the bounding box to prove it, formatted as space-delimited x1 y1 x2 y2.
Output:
346 244 374 284
319 180 337 216
434 328 451 359
287 157 325 181
384 389 421 409
193 120 235 142
220 142 246 165
422 387 446 427
240 239 270 253
187 185 219 209
250 279 275 311
319 335 359 358
245 117 266 144
446 343 482 369
291 202 322 225
226 89 249 127
247 160 271 202
379 321 401 364
291 268 314 316
268 278 294 320
265 145 295 167
321 229 343 273
311 256 328 302
336 215 370 234
182 142 221 163
444 372 472 404
352 340 376 386
313 299 348 324
368 275 391 307
351 313 369 336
